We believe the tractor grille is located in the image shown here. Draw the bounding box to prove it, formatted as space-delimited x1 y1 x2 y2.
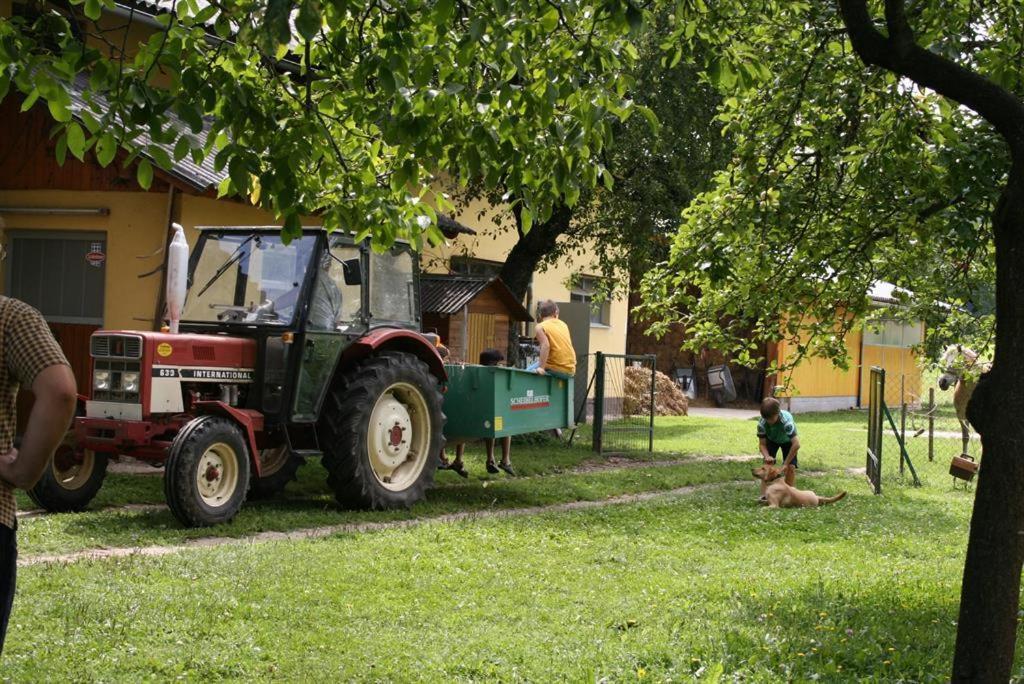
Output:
91 334 143 359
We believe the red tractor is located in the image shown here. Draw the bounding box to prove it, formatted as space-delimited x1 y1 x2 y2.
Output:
28 226 446 526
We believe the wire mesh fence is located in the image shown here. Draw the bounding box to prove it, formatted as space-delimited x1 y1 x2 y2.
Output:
591 352 656 454
866 365 979 491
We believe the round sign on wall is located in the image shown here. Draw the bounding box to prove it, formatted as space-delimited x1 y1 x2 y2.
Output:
85 250 106 267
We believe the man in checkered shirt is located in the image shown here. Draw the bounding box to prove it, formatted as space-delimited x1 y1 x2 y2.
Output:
0 296 77 655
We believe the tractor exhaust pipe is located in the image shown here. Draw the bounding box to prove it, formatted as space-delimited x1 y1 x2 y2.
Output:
166 222 189 334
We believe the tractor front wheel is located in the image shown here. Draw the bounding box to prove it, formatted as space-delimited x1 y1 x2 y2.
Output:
318 351 444 509
164 416 251 527
27 439 108 512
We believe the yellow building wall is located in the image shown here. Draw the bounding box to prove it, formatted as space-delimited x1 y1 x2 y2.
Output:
0 189 170 329
774 317 924 409
421 196 628 357
777 328 862 399
0 190 282 330
859 344 922 407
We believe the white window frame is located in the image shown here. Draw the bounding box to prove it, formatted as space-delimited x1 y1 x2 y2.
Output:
570 275 611 328
863 317 923 348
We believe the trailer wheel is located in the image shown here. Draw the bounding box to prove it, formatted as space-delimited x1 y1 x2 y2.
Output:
164 416 250 527
318 351 444 509
26 440 108 513
248 446 304 500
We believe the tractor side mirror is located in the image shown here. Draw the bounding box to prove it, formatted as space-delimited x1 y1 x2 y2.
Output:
342 257 362 286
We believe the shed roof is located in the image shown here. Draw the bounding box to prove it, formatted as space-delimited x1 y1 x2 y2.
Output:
420 275 532 321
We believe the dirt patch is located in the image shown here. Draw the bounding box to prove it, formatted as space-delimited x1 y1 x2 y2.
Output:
16 503 164 520
108 458 164 476
570 454 758 474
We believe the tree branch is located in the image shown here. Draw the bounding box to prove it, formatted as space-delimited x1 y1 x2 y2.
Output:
838 0 1024 157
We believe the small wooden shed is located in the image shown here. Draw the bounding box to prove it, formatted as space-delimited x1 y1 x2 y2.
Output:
420 276 532 364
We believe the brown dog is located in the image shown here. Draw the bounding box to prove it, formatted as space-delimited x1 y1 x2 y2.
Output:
752 465 847 508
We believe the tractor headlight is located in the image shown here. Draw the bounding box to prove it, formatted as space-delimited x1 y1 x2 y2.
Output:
93 370 110 391
122 372 140 394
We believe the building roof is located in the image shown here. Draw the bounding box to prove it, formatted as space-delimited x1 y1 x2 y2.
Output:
68 73 223 193
868 281 909 306
420 275 532 321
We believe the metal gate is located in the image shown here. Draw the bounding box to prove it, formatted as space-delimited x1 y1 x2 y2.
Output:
592 352 656 454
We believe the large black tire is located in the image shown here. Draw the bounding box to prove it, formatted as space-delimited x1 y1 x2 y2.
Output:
248 446 304 500
164 416 251 527
26 440 108 512
318 351 444 509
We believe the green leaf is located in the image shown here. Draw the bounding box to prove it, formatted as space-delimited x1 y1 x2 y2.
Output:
296 0 322 41
625 2 643 33
47 96 71 123
66 122 86 161
265 0 293 46
283 212 303 242
55 134 67 166
84 0 102 20
434 0 454 25
378 67 396 95
520 206 533 234
173 136 191 162
636 105 660 136
229 156 250 194
540 8 559 32
192 5 218 24
20 89 40 112
96 132 117 167
147 145 173 170
137 158 154 190
0 75 10 102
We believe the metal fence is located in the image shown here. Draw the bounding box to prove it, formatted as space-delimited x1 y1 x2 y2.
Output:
863 365 979 491
591 352 656 454
880 366 978 468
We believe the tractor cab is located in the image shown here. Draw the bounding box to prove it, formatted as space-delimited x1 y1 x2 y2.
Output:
179 227 424 425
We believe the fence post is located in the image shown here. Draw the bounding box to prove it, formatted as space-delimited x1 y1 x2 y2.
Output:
928 387 935 461
593 352 605 454
648 354 656 452
899 376 906 476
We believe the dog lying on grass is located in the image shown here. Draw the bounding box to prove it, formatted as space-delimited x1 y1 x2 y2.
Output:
752 464 847 508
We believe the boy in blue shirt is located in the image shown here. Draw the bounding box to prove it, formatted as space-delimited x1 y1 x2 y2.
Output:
757 398 800 498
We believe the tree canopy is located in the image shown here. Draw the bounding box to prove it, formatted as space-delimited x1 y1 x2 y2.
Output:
641 1 1006 369
0 0 642 246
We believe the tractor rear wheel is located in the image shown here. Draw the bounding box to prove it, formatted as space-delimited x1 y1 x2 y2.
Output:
248 446 304 500
164 416 251 527
27 438 107 512
318 351 444 509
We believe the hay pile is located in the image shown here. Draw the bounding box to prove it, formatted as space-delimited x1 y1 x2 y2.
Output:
622 366 689 416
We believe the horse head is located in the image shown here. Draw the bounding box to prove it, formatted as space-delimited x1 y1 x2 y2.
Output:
938 344 979 391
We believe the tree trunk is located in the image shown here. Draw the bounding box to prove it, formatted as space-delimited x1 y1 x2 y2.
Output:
954 162 1024 681
498 204 573 302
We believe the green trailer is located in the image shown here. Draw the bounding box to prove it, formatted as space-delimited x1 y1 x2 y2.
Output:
443 365 574 441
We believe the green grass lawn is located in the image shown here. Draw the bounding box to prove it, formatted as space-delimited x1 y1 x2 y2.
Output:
3 410 1014 681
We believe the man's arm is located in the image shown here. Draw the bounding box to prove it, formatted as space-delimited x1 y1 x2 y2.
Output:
535 326 549 374
0 365 77 489
758 436 772 462
781 436 800 469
